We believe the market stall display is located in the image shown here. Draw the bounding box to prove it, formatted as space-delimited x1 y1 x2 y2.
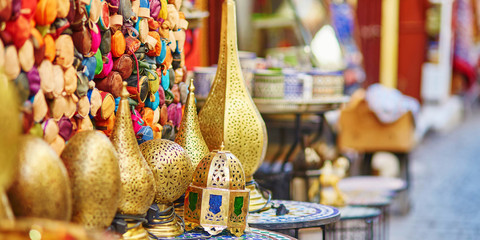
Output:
0 0 356 239
2 0 190 153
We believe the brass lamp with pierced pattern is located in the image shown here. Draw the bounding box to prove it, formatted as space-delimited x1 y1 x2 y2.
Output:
175 79 210 169
110 82 156 240
198 0 269 213
139 139 193 238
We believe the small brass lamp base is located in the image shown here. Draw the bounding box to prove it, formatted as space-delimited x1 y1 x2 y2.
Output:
174 195 185 220
146 203 184 239
122 220 149 240
246 176 271 213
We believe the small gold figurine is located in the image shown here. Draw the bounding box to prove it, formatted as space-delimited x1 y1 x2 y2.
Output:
308 157 350 207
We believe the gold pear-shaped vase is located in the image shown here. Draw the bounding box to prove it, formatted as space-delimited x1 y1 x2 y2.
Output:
61 131 121 229
0 81 21 221
139 139 192 238
198 0 269 212
110 82 156 240
175 79 210 169
8 136 72 221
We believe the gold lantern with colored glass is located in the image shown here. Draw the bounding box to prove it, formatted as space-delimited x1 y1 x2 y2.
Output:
184 145 249 237
198 0 269 213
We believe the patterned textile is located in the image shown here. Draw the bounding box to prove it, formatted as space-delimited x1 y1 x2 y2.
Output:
453 0 477 87
365 84 420 124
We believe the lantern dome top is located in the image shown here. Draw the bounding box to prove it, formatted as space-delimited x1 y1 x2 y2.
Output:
191 148 246 191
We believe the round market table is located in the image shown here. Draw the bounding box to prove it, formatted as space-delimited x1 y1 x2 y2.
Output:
248 200 340 239
338 176 407 195
343 191 393 240
336 206 381 240
153 227 296 240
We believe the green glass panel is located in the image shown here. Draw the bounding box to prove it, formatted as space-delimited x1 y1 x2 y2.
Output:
189 192 198 212
234 196 244 216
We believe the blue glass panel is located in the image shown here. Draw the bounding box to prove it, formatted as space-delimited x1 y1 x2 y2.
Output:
209 194 222 215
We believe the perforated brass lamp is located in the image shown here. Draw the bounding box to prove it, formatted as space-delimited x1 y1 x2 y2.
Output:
139 139 193 238
198 0 269 213
184 144 249 237
110 82 156 240
175 79 210 169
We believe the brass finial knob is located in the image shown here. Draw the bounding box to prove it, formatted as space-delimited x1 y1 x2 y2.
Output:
121 81 129 98
189 79 195 93
220 142 225 151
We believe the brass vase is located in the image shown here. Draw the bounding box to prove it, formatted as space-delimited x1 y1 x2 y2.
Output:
198 0 269 212
61 131 121 229
0 82 21 221
139 139 192 238
174 79 210 169
110 82 156 239
8 136 72 221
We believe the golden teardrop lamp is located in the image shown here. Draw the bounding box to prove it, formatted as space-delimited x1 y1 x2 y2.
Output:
110 82 156 240
174 79 210 169
198 0 270 213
